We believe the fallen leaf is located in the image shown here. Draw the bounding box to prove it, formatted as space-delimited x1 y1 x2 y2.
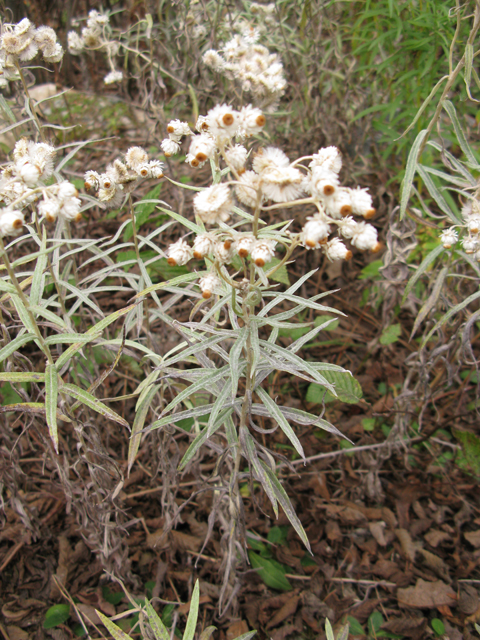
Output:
226 620 249 640
369 521 387 546
266 595 299 629
76 603 102 626
398 579 457 608
325 520 342 542
395 528 418 561
6 627 29 640
424 530 450 548
464 530 480 548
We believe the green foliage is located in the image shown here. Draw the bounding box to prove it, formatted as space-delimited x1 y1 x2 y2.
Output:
306 370 363 405
453 430 480 479
379 324 402 345
43 604 71 629
248 551 292 592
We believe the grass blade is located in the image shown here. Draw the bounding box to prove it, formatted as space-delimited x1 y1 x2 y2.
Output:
399 128 428 219
45 363 59 453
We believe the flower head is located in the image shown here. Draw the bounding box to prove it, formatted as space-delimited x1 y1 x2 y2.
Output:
167 239 192 266
194 184 232 224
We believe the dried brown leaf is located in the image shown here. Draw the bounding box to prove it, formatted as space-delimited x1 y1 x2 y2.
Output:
424 530 450 548
226 620 249 640
369 521 387 546
266 595 299 629
464 530 480 547
395 528 418 561
398 579 457 608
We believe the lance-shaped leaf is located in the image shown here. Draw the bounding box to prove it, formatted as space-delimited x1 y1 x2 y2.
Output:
421 290 480 348
10 294 38 335
263 292 342 316
288 318 337 353
178 408 232 470
411 266 448 338
0 371 45 383
161 334 226 368
44 332 101 346
0 402 71 422
183 580 200 640
402 244 444 305
399 128 428 219
161 366 228 418
257 269 318 317
30 227 48 306
258 341 336 392
306 370 363 405
95 610 133 640
241 428 277 516
417 165 459 223
206 382 232 438
260 461 311 552
143 599 170 640
29 304 70 331
251 403 347 439
229 325 248 399
128 384 159 474
0 279 16 294
45 363 59 453
443 99 479 168
248 551 292 591
255 387 304 460
62 382 129 427
232 632 257 640
135 271 205 299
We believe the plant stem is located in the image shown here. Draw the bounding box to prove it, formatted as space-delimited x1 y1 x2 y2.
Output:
15 62 46 143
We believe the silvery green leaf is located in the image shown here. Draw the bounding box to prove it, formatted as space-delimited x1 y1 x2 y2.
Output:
443 99 479 168
241 428 278 516
206 382 231 438
10 294 38 336
258 341 335 392
0 371 45 383
399 128 428 219
178 408 232 470
45 363 59 453
325 618 335 640
427 141 476 184
232 633 256 640
162 334 227 368
402 244 444 305
0 279 16 294
156 206 203 234
143 599 170 640
263 292 342 315
30 227 48 306
249 322 260 381
251 403 345 438
152 401 241 431
56 279 103 317
29 304 70 331
95 610 133 640
256 387 304 460
288 318 337 353
416 165 459 223
422 289 480 348
183 580 200 640
128 384 159 473
419 164 471 189
230 326 248 399
135 271 206 300
62 383 129 428
0 333 35 363
260 461 311 552
44 332 100 345
161 366 228 416
411 266 448 338
257 269 318 317
198 291 231 325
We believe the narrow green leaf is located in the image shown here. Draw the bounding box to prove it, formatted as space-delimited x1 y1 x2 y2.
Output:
0 371 44 383
178 408 231 470
183 580 200 640
325 618 335 640
144 599 170 640
161 367 227 418
29 305 70 331
397 75 448 140
62 383 129 427
128 384 159 474
443 100 478 167
206 382 231 438
402 244 444 305
260 462 311 552
230 326 248 399
256 387 304 460
416 164 459 223
411 267 447 338
199 626 217 640
232 632 257 640
422 290 480 347
0 279 16 294
248 551 292 591
44 332 100 346
241 429 277 516
399 128 428 219
45 363 59 453
10 294 37 335
156 206 203 234
135 271 205 299
95 610 134 640
124 183 163 241
30 226 48 306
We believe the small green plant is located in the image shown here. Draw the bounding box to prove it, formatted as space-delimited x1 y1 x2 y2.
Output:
325 617 349 640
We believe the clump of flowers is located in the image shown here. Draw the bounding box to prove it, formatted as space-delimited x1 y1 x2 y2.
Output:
202 31 286 106
440 198 480 260
156 104 379 298
0 138 83 235
0 18 63 87
84 146 164 208
68 10 123 85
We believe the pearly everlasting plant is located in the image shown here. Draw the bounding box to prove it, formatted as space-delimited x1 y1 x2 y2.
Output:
85 102 377 611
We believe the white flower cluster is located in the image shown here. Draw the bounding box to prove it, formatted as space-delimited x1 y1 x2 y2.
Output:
0 138 82 235
0 18 63 87
202 31 286 104
68 10 123 85
440 199 480 260
84 147 164 209
161 104 265 166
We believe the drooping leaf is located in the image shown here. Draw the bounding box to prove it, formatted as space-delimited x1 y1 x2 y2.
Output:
62 383 129 427
128 384 159 474
306 370 363 404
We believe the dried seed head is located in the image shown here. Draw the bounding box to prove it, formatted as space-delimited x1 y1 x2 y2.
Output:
323 184 335 196
222 113 235 126
202 290 212 299
256 114 266 126
196 152 207 162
